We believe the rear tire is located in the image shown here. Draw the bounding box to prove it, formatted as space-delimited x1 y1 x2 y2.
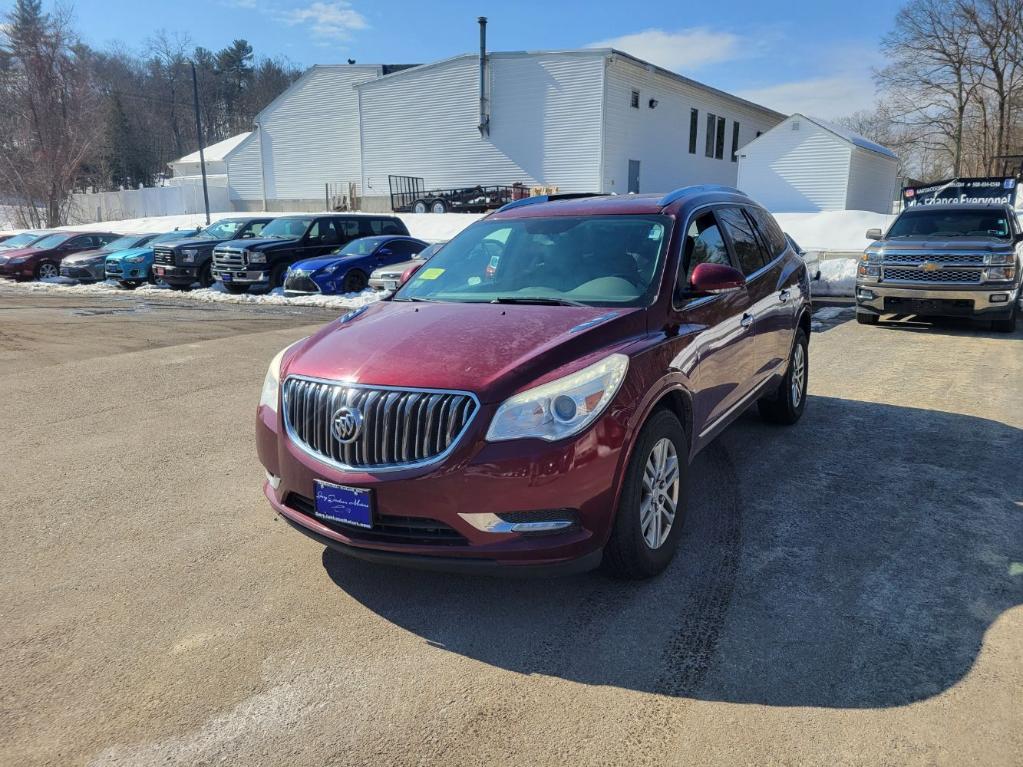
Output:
343 269 368 293
411 199 429 214
856 311 879 325
759 328 808 425
430 199 448 214
991 304 1017 333
603 408 688 580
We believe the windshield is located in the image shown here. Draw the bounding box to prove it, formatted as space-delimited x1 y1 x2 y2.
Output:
887 209 1014 239
416 242 444 260
394 215 670 307
200 220 250 240
31 233 72 249
338 237 386 256
260 217 312 239
1 233 47 249
102 235 144 251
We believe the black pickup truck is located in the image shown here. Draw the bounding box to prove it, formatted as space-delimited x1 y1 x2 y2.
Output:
211 213 409 294
152 217 274 289
856 203 1022 332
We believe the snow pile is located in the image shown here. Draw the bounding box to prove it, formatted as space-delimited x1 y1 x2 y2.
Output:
773 210 894 252
19 277 376 309
813 258 859 297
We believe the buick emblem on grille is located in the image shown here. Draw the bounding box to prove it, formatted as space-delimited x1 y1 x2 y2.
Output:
920 261 941 272
331 406 364 444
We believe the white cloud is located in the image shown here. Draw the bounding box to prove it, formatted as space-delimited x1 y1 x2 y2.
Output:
587 27 742 72
736 74 878 119
277 1 368 41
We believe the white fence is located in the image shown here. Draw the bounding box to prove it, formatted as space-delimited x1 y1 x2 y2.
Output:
67 180 230 225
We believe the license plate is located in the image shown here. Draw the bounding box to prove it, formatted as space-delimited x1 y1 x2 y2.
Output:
384 280 398 290
221 272 232 282
314 481 373 529
154 267 164 276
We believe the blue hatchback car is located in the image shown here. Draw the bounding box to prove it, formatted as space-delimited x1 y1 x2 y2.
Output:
283 235 429 296
105 228 200 288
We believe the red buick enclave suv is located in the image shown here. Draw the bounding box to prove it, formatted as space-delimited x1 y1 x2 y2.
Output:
257 186 812 578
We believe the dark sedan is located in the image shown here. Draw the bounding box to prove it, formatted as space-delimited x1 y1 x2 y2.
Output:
0 231 119 280
60 233 161 282
283 236 429 296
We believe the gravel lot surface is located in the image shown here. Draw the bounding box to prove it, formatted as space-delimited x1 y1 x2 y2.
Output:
1 286 1020 766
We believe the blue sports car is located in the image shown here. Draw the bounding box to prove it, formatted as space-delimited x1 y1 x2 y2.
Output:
104 228 200 288
283 235 429 295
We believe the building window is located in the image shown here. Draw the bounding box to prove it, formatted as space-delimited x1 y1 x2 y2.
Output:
731 121 740 162
715 116 726 159
689 108 698 154
705 113 716 157
630 90 640 109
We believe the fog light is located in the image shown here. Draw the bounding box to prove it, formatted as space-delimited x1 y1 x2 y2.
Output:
858 288 875 300
459 510 578 534
265 471 281 489
990 294 1009 303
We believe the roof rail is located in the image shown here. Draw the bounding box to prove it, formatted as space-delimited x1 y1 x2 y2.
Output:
495 192 607 213
657 185 744 207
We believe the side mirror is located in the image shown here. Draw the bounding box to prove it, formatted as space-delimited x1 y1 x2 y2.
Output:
378 248 393 257
688 262 745 295
866 228 883 241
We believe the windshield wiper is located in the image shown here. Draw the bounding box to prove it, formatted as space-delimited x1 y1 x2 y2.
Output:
391 296 442 302
490 296 588 307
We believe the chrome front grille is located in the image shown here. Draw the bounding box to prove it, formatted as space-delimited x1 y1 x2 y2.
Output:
153 246 176 265
283 377 479 470
882 267 982 283
213 248 245 271
882 252 986 265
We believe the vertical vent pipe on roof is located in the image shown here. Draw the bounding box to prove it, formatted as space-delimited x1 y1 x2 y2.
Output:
478 16 490 137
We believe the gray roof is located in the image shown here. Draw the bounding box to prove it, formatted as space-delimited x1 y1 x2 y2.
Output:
801 114 898 160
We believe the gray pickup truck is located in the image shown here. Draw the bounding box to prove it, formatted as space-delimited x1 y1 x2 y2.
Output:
855 203 1022 332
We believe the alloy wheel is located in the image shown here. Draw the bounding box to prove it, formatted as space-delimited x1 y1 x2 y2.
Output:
38 263 58 279
790 343 806 407
640 437 679 549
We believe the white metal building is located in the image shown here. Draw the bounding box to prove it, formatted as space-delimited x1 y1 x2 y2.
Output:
168 132 250 184
227 50 784 212
736 114 899 214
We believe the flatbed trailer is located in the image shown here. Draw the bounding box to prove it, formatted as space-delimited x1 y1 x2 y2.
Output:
389 175 529 214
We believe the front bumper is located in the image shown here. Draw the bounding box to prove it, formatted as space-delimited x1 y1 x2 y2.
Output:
60 263 105 281
855 282 1019 318
214 268 269 284
152 263 199 285
0 261 34 278
106 262 149 281
256 400 630 573
369 277 400 292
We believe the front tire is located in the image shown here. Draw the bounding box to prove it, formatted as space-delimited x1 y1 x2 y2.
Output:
198 262 213 288
35 261 59 280
411 199 429 214
991 304 1017 333
856 311 879 325
343 269 368 293
603 408 688 580
759 327 808 425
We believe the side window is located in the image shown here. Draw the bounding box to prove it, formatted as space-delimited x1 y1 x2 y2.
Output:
745 206 787 259
717 207 767 276
388 241 421 257
306 220 320 240
245 221 266 238
681 211 732 288
377 218 403 235
316 220 340 245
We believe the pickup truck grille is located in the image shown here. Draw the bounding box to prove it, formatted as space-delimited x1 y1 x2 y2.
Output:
882 252 986 265
213 248 245 271
882 267 982 283
282 376 479 471
153 247 176 266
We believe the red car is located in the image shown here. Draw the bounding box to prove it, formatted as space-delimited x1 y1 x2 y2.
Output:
257 186 811 578
0 231 119 280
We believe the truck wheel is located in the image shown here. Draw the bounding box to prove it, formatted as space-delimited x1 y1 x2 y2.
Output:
343 269 368 293
856 312 879 325
412 200 429 214
603 408 688 580
430 199 448 214
759 328 808 425
991 305 1017 333
198 262 213 288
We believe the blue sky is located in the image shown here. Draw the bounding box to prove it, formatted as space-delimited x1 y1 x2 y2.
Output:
60 0 898 118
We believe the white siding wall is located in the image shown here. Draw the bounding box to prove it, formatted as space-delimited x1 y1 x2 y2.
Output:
845 146 899 213
225 130 264 202
259 65 380 200
358 52 605 196
171 159 228 177
737 117 852 211
601 56 782 194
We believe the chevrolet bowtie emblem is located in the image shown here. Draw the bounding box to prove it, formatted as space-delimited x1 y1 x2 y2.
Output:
920 262 941 272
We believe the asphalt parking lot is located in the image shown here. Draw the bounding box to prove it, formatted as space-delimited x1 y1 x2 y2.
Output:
1 285 1020 766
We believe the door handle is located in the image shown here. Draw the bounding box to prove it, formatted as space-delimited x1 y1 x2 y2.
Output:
740 312 753 328
779 289 790 303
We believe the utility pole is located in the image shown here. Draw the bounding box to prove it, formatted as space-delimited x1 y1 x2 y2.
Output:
190 60 211 226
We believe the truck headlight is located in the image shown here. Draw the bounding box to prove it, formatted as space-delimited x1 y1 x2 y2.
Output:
181 249 199 263
259 339 306 413
486 354 629 442
983 266 1016 281
247 250 267 264
984 253 1014 265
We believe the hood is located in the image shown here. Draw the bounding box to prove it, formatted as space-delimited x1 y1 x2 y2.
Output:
0 246 39 260
163 236 221 250
62 248 109 264
105 246 151 262
870 237 1015 253
284 301 645 404
220 236 299 252
290 254 348 272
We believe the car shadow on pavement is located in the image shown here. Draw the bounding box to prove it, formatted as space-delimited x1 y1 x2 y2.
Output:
321 395 1022 708
872 314 1023 340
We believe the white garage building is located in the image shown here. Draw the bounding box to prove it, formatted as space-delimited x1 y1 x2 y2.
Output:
736 113 899 214
226 48 784 212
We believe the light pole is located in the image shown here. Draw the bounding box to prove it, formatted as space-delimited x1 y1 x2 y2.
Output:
189 59 211 226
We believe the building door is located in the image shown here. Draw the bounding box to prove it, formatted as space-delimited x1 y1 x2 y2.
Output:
628 160 641 193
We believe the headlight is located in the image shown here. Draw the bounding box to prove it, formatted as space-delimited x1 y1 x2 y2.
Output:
125 255 145 263
323 261 346 274
247 250 267 264
181 248 199 263
861 250 883 263
983 266 1016 281
486 354 629 442
9 257 27 264
259 339 306 413
984 253 1015 265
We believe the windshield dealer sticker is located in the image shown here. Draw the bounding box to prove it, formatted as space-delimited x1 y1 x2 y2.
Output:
418 267 445 280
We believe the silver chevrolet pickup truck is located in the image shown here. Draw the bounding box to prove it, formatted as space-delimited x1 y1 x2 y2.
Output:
856 203 1022 332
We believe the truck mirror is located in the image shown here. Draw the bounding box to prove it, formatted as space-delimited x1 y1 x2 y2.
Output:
865 228 883 241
